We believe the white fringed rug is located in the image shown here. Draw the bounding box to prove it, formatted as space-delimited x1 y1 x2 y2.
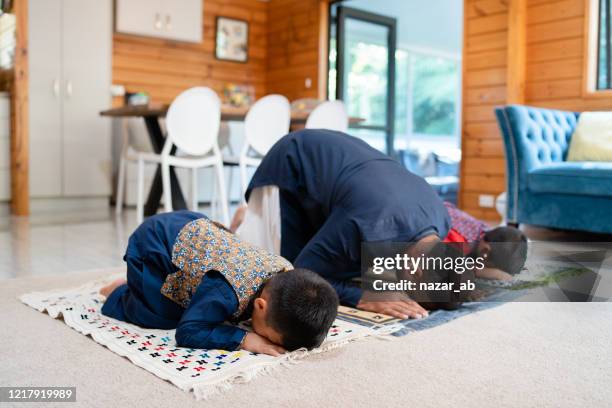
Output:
19 276 400 400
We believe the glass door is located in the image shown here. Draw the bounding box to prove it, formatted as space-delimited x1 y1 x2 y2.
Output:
335 7 397 155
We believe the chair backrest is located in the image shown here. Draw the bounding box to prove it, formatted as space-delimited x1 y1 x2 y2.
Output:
244 94 290 156
166 87 221 156
126 118 152 152
305 100 349 133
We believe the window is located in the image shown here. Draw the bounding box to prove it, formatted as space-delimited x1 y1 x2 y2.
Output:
394 48 461 150
344 35 389 128
329 44 461 150
589 0 612 92
0 11 15 70
597 0 611 89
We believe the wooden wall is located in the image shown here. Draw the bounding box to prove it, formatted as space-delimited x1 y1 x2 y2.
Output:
266 0 328 101
10 0 29 215
524 0 612 111
460 0 510 220
112 0 268 105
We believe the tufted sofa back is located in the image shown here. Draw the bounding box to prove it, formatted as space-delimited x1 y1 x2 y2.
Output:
496 105 579 170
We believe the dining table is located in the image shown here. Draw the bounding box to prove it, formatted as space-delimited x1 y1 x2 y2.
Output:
100 103 363 216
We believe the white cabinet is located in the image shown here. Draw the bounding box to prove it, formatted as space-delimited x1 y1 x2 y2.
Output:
116 0 202 43
29 0 112 198
29 0 62 197
115 0 160 40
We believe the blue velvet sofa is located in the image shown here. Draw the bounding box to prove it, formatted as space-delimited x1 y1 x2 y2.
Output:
495 105 612 234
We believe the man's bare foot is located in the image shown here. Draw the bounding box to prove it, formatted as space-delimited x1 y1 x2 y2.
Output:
230 203 248 232
100 278 127 298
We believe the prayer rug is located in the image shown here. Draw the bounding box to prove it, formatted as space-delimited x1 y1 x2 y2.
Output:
19 275 400 400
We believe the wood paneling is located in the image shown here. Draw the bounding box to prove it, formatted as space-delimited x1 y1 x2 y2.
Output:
526 37 583 62
11 0 29 215
466 0 509 19
467 13 508 35
464 122 502 139
526 16 583 43
525 78 582 100
526 58 582 81
506 0 526 104
526 0 584 24
525 0 612 107
465 49 507 70
463 137 504 157
460 0 509 220
266 0 328 101
111 0 269 105
465 68 506 87
465 85 507 105
465 30 508 52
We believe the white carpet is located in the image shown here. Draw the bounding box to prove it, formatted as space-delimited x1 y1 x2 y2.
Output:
2 268 612 408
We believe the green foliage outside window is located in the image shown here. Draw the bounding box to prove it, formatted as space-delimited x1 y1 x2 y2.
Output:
412 55 458 136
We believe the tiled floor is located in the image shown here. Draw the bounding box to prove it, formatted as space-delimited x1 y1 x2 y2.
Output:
0 205 236 279
0 209 135 279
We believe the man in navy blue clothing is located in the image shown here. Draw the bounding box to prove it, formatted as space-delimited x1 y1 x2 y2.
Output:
238 129 453 320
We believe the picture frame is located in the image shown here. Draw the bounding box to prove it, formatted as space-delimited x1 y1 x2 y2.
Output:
215 16 249 63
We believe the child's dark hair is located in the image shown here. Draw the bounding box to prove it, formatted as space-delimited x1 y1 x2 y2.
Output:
265 268 339 351
483 226 528 275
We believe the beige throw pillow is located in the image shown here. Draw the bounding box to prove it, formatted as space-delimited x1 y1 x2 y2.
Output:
567 111 612 162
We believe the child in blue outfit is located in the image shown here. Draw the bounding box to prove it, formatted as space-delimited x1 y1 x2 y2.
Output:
100 210 339 356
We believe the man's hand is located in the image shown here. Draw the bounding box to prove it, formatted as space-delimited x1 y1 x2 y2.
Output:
357 295 429 320
475 267 513 281
241 332 286 356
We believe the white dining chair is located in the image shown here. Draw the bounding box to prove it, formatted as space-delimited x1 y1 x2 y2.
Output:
238 94 291 199
115 119 134 216
305 100 349 133
115 118 153 216
135 87 229 225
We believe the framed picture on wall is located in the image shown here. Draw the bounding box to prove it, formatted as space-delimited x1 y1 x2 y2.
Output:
215 17 249 63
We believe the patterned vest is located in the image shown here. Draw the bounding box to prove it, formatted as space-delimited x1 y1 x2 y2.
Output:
161 218 293 318
444 202 488 242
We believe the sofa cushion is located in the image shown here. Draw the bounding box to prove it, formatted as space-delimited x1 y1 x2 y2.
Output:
567 112 612 161
527 162 612 197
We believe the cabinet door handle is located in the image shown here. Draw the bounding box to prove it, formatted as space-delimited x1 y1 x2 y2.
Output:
66 80 73 98
53 78 60 97
165 14 172 30
154 13 162 30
